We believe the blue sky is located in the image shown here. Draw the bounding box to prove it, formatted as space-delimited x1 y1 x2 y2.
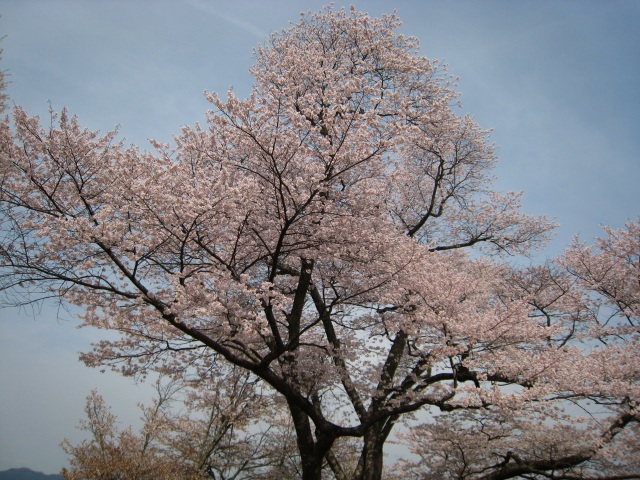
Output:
1 0 639 474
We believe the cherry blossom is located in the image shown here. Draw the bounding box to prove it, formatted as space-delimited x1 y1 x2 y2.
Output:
0 6 636 480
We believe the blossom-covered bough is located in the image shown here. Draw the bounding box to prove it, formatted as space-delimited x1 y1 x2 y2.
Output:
1 7 638 480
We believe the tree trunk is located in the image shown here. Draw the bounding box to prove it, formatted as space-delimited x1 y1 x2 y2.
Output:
353 417 397 480
359 432 384 480
282 259 329 480
287 399 334 480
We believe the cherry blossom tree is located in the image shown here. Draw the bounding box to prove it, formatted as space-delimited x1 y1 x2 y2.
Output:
62 372 303 480
0 6 637 480
62 387 183 480
396 218 640 479
0 45 7 114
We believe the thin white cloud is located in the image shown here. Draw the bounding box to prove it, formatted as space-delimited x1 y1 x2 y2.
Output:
188 0 269 40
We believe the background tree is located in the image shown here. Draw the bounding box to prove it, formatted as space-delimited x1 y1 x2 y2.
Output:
0 39 8 114
62 388 181 480
62 371 303 480
396 218 640 479
0 6 637 480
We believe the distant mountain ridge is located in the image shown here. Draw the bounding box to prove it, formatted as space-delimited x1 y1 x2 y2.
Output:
0 468 63 480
